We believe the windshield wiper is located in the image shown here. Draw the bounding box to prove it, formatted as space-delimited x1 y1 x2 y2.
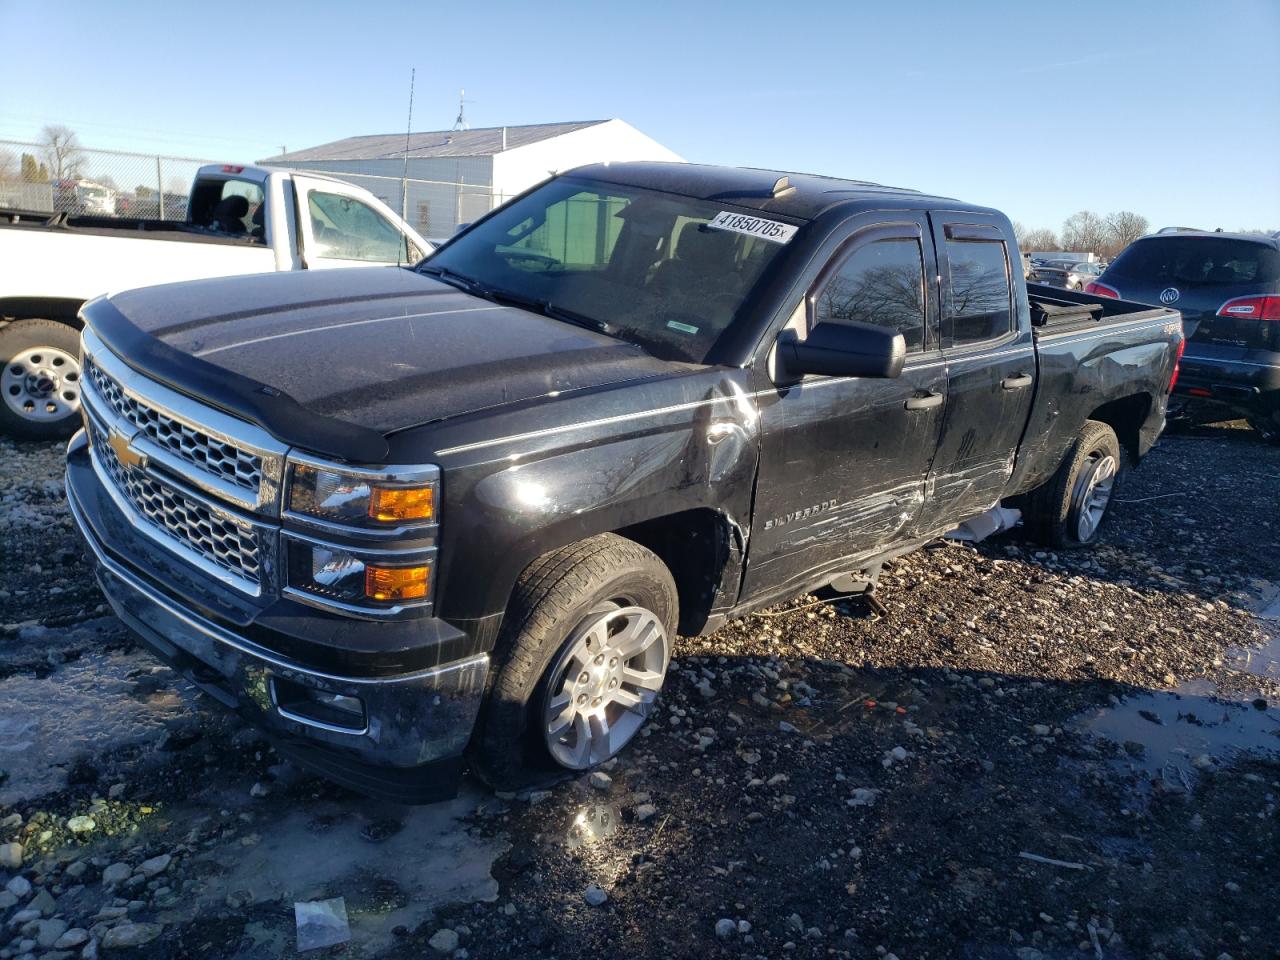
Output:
418 264 489 296
484 286 615 336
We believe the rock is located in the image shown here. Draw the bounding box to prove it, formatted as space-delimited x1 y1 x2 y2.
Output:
36 919 70 949
107 783 126 800
101 863 131 885
428 928 460 953
137 854 171 878
583 884 608 907
737 920 752 934
65 860 87 879
890 746 908 761
67 816 96 834
846 788 879 807
6 875 32 897
634 803 657 822
0 890 16 909
527 790 553 806
101 922 163 950
779 721 797 733
715 918 736 939
0 841 23 869
56 931 90 957
1031 724 1051 737
249 781 270 798
588 771 612 791
81 938 99 960
29 887 56 916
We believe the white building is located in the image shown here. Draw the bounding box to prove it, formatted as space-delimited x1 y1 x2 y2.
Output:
261 119 682 239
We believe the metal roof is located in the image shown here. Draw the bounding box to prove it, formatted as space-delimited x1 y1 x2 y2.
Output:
262 121 608 163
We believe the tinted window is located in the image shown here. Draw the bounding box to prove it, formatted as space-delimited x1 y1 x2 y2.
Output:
307 192 407 263
945 239 1012 345
1108 237 1280 286
423 178 791 363
814 238 925 351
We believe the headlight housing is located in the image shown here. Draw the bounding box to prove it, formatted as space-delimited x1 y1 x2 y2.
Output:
282 456 439 615
287 462 436 528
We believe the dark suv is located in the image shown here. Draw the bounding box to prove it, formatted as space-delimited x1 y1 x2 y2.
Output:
1088 230 1280 442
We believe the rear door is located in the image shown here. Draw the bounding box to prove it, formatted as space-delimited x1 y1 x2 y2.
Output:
292 176 430 269
1101 235 1280 350
912 216 1036 536
746 215 946 598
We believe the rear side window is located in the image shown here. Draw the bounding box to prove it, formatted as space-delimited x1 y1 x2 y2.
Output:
1109 237 1280 286
944 239 1012 346
814 238 926 351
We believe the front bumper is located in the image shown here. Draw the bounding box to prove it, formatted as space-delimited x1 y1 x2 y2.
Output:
66 436 488 803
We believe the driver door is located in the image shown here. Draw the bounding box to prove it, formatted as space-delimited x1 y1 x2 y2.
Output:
744 216 947 601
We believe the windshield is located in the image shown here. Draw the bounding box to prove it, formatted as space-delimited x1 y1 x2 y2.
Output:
1109 237 1280 287
421 177 797 363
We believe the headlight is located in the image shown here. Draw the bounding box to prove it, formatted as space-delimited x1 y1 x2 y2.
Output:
287 462 436 527
285 538 431 608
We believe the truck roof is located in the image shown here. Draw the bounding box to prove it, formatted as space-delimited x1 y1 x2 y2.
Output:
564 161 991 222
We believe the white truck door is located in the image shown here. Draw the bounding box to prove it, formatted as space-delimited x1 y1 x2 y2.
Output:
290 176 430 270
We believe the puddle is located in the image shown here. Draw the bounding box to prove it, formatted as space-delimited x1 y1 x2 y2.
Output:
0 651 201 805
1076 688 1280 784
566 803 620 850
160 784 507 958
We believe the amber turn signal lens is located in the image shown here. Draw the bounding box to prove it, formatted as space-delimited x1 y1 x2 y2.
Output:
364 564 430 602
368 485 434 522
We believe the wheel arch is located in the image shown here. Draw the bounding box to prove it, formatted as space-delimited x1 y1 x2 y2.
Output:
0 297 86 328
1086 393 1153 465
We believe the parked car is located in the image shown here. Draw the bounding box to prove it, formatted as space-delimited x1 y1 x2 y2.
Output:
1088 230 1280 442
64 162 1183 800
0 164 432 439
1037 260 1103 290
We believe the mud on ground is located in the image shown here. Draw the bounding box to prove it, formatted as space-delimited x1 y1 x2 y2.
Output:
1 423 1277 960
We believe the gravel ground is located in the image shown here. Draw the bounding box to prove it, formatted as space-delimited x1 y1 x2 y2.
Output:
1 423 1277 960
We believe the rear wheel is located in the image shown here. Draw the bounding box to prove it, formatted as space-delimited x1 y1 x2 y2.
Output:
0 319 83 440
1019 420 1123 548
468 534 678 790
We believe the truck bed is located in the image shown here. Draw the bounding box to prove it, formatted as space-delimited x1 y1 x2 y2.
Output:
0 208 261 247
1010 283 1183 496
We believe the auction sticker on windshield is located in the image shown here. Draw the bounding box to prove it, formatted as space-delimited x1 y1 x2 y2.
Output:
707 211 797 244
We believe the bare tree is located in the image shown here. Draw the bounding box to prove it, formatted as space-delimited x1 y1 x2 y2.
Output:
1061 210 1108 254
1021 228 1060 252
1104 211 1149 256
40 124 84 180
0 149 17 181
1010 220 1027 247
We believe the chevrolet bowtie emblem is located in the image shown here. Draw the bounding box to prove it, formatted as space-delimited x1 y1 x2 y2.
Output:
107 426 148 471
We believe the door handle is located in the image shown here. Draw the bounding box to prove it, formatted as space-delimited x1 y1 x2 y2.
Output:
904 392 944 411
1002 373 1033 390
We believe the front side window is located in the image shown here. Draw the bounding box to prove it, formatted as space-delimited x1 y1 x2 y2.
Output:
945 239 1012 346
814 238 926 351
421 177 795 363
307 192 407 263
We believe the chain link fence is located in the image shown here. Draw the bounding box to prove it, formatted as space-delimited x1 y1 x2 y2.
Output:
0 140 215 219
0 139 506 237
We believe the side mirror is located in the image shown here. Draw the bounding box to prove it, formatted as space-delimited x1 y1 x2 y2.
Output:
453 221 472 235
779 322 906 379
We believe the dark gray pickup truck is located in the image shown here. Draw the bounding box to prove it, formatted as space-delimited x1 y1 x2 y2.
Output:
65 163 1184 800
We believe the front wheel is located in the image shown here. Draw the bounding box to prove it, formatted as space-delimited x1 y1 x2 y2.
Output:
0 319 84 440
1019 420 1123 548
468 534 678 790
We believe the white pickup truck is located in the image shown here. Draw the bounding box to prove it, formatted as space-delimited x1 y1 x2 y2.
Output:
0 163 432 439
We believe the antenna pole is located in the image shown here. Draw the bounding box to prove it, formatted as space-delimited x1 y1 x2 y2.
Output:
401 68 415 227
453 88 470 131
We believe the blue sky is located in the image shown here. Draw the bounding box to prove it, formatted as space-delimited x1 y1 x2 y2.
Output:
2 0 1277 232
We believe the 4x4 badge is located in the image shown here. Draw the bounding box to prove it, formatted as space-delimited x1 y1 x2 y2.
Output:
1159 287 1180 304
107 426 148 471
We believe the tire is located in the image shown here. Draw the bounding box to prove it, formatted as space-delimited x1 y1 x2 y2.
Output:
1019 420 1123 549
0 319 84 440
468 533 678 790
1247 413 1280 445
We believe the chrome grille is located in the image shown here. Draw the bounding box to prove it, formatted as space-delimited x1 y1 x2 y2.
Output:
83 356 263 493
88 418 262 584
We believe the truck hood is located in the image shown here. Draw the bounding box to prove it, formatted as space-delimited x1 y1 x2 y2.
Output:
103 267 676 440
